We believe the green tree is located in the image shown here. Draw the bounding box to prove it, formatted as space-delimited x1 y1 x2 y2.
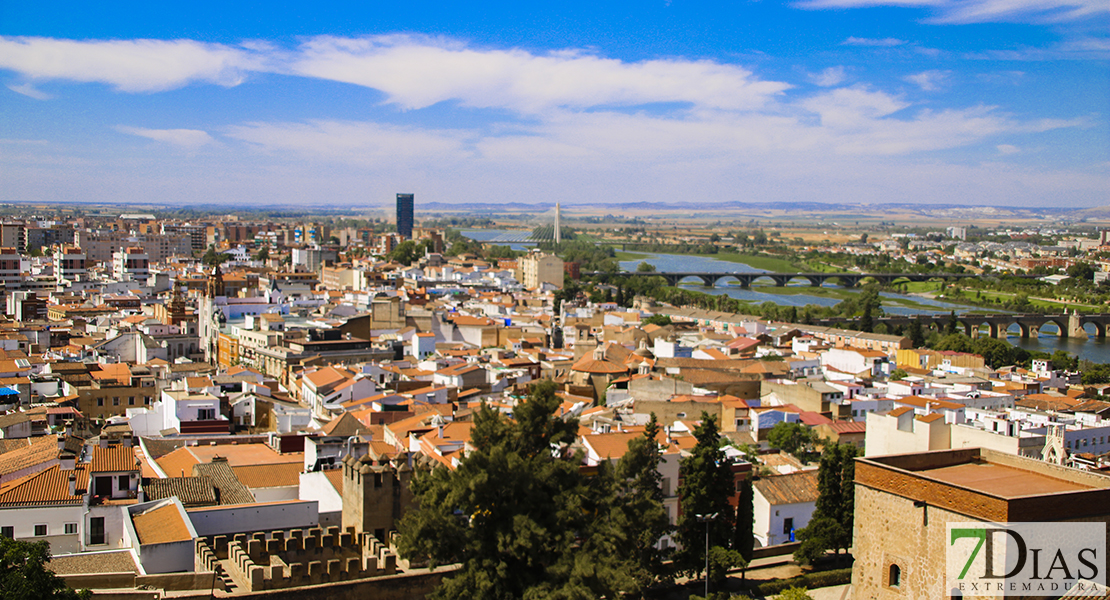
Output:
733 478 755 574
636 261 657 273
944 311 959 335
889 368 908 381
779 588 815 600
387 240 422 266
906 318 926 348
642 314 672 327
397 380 633 599
254 246 270 262
766 422 818 461
0 538 91 600
794 443 860 564
1067 262 1095 281
614 414 672 592
676 414 737 579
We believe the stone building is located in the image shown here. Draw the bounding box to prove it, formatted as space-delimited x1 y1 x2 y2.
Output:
851 448 1110 599
341 452 416 543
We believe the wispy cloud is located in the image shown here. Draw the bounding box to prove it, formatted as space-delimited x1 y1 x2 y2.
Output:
997 144 1021 154
6 82 52 99
903 69 951 91
286 35 791 113
809 66 848 86
0 37 262 92
841 37 907 47
965 36 1110 60
800 0 1108 24
115 126 214 149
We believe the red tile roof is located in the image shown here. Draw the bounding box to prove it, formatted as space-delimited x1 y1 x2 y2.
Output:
90 445 139 473
0 464 86 507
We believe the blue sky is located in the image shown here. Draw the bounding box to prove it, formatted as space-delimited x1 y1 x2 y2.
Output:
1 0 1107 208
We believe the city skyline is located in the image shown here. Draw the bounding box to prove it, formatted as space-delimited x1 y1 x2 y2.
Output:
0 0 1107 208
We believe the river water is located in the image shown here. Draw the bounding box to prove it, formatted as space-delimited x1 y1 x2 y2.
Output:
618 252 1110 363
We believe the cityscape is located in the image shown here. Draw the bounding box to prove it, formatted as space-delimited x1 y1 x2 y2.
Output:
2 1 1109 599
0 199 1108 598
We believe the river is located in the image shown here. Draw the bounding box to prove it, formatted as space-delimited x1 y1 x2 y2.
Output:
618 252 1110 363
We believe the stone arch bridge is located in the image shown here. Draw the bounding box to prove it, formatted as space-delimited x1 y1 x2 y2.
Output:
587 271 984 288
813 312 1110 339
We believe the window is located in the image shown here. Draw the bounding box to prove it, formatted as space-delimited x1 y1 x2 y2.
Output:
34 524 47 536
89 517 105 545
889 564 902 588
117 475 128 491
97 398 104 407
1 526 12 538
113 397 120 406
64 523 77 535
128 396 135 405
197 408 215 420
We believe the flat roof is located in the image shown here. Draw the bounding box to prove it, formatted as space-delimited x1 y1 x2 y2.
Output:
924 461 1093 499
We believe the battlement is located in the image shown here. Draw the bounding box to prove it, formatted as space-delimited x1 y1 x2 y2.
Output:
195 526 397 592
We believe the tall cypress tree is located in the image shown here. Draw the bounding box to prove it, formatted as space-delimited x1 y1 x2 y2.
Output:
615 413 671 593
734 478 755 575
794 443 861 565
676 413 736 577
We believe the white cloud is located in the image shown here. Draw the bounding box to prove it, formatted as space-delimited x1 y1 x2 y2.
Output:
903 69 951 91
800 0 1108 24
966 36 1110 60
224 120 470 165
6 82 52 99
0 37 261 92
841 37 907 47
286 35 791 113
115 126 214 149
809 66 848 86
997 144 1021 154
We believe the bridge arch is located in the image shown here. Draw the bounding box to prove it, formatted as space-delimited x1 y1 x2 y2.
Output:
674 275 712 286
748 274 781 287
822 275 857 288
1081 321 1104 338
710 275 744 287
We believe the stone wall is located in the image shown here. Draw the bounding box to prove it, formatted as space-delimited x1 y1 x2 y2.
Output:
196 526 397 593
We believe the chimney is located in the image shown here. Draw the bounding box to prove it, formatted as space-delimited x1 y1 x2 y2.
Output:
67 474 76 496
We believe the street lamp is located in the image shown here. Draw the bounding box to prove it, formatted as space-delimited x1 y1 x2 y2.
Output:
695 512 718 599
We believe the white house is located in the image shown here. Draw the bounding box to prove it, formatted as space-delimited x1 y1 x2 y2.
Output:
752 470 819 548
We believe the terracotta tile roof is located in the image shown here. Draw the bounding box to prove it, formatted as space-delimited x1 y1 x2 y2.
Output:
132 502 193 545
0 438 30 456
753 470 819 505
570 356 628 375
320 412 369 437
0 411 31 430
48 550 137 575
231 462 303 489
0 435 59 478
324 468 343 494
143 477 218 507
90 445 138 473
192 459 255 506
824 421 867 434
0 464 86 507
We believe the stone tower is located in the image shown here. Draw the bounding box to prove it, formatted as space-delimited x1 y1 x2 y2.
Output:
341 453 415 543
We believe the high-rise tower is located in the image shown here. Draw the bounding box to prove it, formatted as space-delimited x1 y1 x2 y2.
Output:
396 193 414 239
554 203 561 245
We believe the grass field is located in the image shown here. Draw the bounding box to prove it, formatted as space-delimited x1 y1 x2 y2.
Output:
614 251 651 261
713 252 801 271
